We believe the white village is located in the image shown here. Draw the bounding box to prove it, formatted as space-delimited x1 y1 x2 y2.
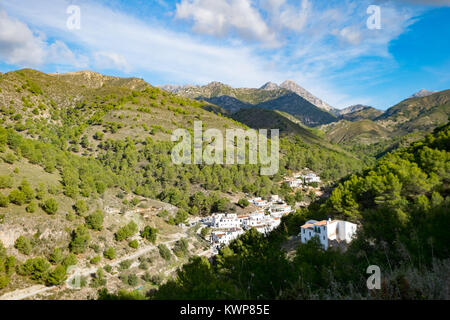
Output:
194 170 358 252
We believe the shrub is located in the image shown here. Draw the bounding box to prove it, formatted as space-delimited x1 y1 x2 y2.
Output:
25 201 37 213
69 225 90 254
49 248 64 265
42 198 58 214
172 239 189 258
18 257 50 282
14 236 32 255
73 200 88 216
127 274 138 287
140 226 158 243
46 265 67 285
62 253 78 269
0 194 9 207
158 244 172 261
237 198 249 208
129 240 139 249
115 221 138 241
8 190 26 205
90 256 101 265
119 260 132 270
90 268 106 288
85 210 104 231
103 247 116 260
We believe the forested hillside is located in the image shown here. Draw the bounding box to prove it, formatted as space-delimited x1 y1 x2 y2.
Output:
110 122 449 300
0 69 365 298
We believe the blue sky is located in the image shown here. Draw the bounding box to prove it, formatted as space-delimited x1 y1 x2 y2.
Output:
0 0 449 109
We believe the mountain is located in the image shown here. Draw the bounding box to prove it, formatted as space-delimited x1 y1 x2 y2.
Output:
376 89 450 133
260 82 279 90
411 89 435 98
339 105 384 121
339 104 369 115
279 80 337 114
321 119 391 144
255 92 337 126
164 81 337 127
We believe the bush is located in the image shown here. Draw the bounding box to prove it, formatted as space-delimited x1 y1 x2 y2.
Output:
0 194 9 207
62 253 78 269
103 247 116 260
127 274 139 287
237 198 249 208
200 227 211 238
18 257 50 282
8 190 26 205
119 260 132 270
85 210 104 231
129 240 139 249
140 226 158 243
25 201 37 213
42 198 58 214
158 244 172 261
69 225 90 254
90 268 106 288
73 200 88 216
115 221 138 241
49 248 64 265
0 176 13 188
90 256 101 265
14 236 32 255
172 239 189 258
46 265 67 285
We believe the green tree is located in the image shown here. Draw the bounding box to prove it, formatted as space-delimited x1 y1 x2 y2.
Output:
69 225 90 254
42 198 58 214
46 265 67 285
14 236 32 255
103 247 116 260
85 210 104 231
140 226 158 243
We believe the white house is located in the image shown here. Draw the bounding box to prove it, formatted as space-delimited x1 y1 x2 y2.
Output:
269 203 292 217
210 228 244 246
210 213 240 229
287 179 303 188
303 173 321 184
250 197 268 208
242 211 266 229
299 219 357 250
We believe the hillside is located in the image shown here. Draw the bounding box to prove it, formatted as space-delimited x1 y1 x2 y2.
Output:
321 120 391 144
376 89 450 133
0 68 366 300
339 106 383 121
138 122 450 300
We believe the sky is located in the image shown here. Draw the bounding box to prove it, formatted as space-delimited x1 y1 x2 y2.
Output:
0 0 449 110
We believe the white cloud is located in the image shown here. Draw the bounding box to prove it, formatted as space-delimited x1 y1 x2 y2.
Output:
0 0 429 109
0 10 45 66
175 0 278 46
94 52 130 72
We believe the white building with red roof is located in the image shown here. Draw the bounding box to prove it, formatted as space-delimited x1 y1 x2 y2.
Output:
299 219 357 250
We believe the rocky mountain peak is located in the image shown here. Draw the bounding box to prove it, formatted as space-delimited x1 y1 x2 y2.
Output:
280 80 335 112
260 82 280 90
411 89 435 98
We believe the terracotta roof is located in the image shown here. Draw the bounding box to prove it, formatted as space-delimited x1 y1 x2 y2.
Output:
315 220 327 226
301 223 314 229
